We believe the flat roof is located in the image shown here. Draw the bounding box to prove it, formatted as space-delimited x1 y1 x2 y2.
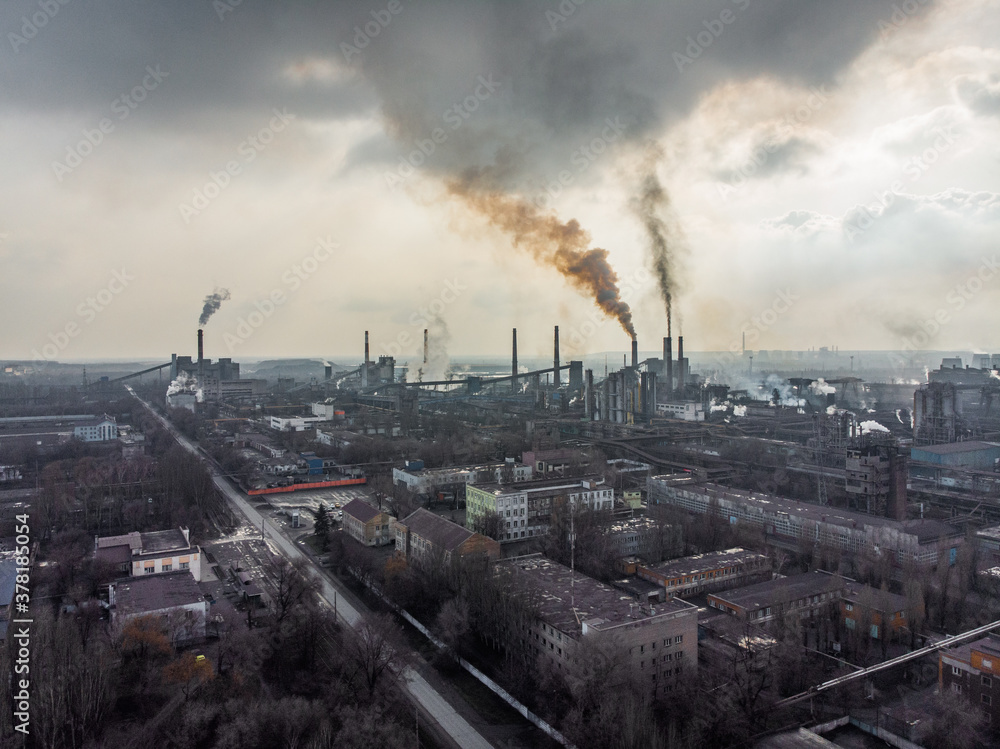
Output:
912 441 1000 455
652 478 962 542
640 548 768 578
470 474 604 495
139 528 190 554
710 572 841 611
498 555 694 637
113 571 203 617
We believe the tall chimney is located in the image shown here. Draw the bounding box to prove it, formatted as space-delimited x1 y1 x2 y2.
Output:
512 328 518 380
677 335 685 390
553 325 560 387
664 336 673 395
364 331 370 365
197 329 204 363
631 338 638 369
423 329 428 365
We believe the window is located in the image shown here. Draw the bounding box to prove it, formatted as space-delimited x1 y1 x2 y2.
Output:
676 651 683 660
674 635 683 644
984 659 994 670
162 564 172 572
952 666 962 676
846 618 856 630
983 694 992 706
952 683 962 695
144 566 154 574
983 675 992 688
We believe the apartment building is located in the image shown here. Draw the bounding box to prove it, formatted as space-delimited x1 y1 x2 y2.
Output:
393 508 500 570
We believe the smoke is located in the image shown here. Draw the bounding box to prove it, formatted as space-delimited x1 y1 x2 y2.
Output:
166 372 203 402
424 314 452 383
809 378 837 395
860 420 890 435
450 181 635 337
633 143 684 337
198 288 231 326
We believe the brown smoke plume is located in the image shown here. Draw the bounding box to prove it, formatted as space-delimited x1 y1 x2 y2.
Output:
449 182 635 338
633 143 683 337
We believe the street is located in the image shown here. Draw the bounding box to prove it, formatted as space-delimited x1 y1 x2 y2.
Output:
128 387 494 749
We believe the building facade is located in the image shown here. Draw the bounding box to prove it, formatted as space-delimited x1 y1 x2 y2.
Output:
73 414 118 442
95 527 203 581
500 555 698 698
647 476 963 568
393 508 500 569
707 571 844 624
341 499 394 546
637 548 771 600
392 460 532 498
466 475 614 543
940 634 1000 728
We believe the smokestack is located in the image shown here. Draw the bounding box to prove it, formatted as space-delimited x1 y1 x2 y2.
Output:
677 335 685 390
197 329 204 363
324 364 332 380
423 329 429 365
664 336 673 395
512 328 518 380
553 325 560 387
631 338 638 369
364 331 370 365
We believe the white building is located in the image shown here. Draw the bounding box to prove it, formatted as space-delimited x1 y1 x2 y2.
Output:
466 475 614 543
656 402 705 422
269 415 329 432
393 459 533 497
95 527 203 581
73 414 118 442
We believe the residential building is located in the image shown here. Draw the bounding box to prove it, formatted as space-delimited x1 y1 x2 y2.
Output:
500 554 698 698
109 570 208 642
940 633 1000 728
637 548 771 600
73 414 118 442
95 527 203 581
341 499 394 546
840 582 908 640
707 571 844 624
466 475 614 543
393 508 500 570
647 476 963 568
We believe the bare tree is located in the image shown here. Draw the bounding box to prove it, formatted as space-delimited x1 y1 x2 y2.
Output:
266 555 320 624
344 613 410 699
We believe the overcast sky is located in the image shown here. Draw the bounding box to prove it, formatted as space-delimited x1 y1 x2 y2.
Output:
2 0 998 365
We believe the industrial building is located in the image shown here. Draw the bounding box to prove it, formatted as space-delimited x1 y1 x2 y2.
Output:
606 517 682 563
498 554 698 698
636 548 771 600
647 476 964 568
910 441 1000 470
392 459 533 499
466 475 614 543
844 439 908 520
707 571 844 624
72 413 119 442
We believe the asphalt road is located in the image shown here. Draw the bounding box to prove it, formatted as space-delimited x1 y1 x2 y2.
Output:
129 388 494 749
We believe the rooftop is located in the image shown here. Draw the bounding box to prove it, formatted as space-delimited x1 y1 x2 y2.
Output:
342 498 384 523
711 571 842 611
471 474 605 496
912 441 1000 456
641 548 768 578
498 554 695 637
653 477 962 542
138 528 190 554
112 570 204 617
399 508 475 551
942 633 1000 665
842 582 908 612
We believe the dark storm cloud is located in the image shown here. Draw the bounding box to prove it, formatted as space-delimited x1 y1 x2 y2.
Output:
1 0 934 175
